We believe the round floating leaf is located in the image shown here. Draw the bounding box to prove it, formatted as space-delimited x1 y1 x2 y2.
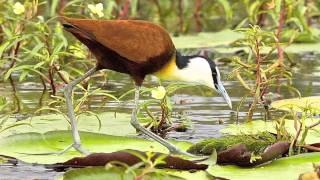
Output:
0 112 136 138
172 30 243 49
271 96 320 112
172 30 320 54
0 131 191 164
207 152 320 180
63 167 135 180
61 166 215 180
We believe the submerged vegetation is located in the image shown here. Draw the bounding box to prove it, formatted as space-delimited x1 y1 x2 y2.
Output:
187 131 277 155
0 0 320 179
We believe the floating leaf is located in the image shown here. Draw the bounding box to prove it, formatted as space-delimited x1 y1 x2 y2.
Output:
208 152 320 180
61 166 216 180
0 131 191 164
271 96 320 112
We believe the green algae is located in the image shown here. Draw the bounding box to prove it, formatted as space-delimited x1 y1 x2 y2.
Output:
187 131 277 155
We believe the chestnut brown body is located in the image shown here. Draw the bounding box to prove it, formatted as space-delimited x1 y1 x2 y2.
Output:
61 17 176 85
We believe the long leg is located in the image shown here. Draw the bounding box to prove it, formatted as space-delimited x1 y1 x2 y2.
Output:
62 66 98 155
130 86 193 156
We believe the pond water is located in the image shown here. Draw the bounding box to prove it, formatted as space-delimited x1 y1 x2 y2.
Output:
0 52 319 179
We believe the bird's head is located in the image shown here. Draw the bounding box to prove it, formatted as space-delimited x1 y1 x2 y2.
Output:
174 52 232 109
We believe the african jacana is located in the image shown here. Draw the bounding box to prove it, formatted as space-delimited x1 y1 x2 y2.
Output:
60 17 232 155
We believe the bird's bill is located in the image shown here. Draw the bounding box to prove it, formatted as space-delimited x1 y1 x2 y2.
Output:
216 82 232 109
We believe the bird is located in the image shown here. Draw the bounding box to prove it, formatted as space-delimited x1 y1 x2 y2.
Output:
60 16 232 156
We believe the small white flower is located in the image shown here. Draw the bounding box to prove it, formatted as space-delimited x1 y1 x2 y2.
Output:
88 3 104 18
13 2 25 15
151 86 166 100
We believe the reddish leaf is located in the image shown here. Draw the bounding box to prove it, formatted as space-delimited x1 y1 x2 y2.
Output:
48 150 208 171
217 141 290 167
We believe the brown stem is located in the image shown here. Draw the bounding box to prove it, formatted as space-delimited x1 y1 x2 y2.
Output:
257 3 268 27
53 64 68 84
307 121 320 129
276 0 285 66
304 0 313 26
292 120 302 148
247 39 263 121
40 75 47 91
255 39 262 85
58 0 68 15
48 66 56 95
298 144 320 152
158 106 166 129
119 0 131 19
275 0 286 94
44 34 57 95
194 0 202 32
9 76 21 113
178 0 184 33
7 26 23 113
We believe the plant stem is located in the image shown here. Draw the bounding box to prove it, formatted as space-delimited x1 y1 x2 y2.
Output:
178 0 184 33
194 0 202 32
119 0 131 19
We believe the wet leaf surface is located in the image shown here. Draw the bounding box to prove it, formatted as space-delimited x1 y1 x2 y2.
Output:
0 112 136 138
173 30 320 54
0 131 191 164
271 96 320 112
61 166 218 180
208 152 320 180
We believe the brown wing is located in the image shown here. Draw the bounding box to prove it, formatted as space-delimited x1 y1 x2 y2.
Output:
62 17 175 63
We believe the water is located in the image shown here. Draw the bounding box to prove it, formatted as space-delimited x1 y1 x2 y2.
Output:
0 53 319 179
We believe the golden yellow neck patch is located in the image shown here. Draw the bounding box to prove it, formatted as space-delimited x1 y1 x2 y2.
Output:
153 54 177 80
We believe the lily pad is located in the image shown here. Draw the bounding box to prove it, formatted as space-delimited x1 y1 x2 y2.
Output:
61 166 215 180
172 30 320 54
271 96 320 112
0 131 191 164
208 152 320 180
173 30 243 49
0 112 136 138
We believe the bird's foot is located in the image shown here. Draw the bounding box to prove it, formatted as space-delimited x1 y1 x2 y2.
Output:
57 143 90 155
168 146 197 157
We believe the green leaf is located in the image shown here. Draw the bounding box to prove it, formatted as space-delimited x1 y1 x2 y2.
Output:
4 65 33 80
0 113 191 164
271 96 320 112
62 166 214 180
0 131 191 164
18 70 29 82
58 70 70 82
172 31 320 54
207 152 320 180
62 166 136 180
0 41 10 58
172 30 243 49
0 113 134 138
